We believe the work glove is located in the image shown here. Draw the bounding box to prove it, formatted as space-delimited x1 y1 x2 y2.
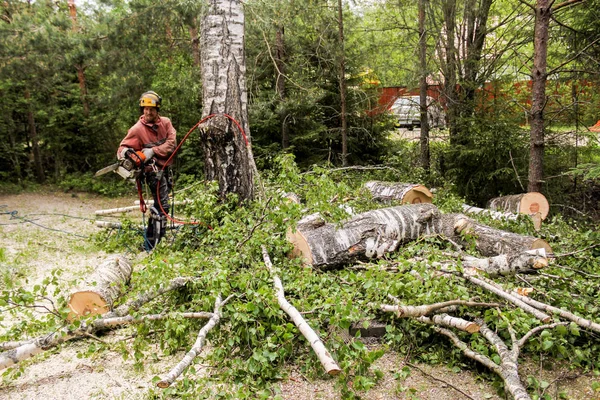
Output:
142 148 155 160
119 147 133 160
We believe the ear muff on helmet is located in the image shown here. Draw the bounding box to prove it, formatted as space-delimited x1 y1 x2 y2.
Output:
139 91 162 110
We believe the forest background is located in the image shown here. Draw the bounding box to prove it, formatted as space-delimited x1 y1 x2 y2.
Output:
1 0 599 214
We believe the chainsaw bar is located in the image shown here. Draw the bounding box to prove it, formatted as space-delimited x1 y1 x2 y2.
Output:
94 162 120 177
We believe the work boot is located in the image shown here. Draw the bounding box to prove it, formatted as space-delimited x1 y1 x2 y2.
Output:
143 208 166 251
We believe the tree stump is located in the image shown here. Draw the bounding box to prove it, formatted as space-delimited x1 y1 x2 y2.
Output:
287 204 443 269
487 192 549 220
442 214 552 257
364 181 433 204
67 255 132 320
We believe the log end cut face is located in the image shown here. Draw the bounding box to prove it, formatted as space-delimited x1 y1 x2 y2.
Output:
286 227 313 266
67 291 109 321
521 192 549 220
531 238 553 256
402 185 433 205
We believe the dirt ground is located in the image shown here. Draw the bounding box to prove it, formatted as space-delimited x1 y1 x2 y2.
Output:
0 191 598 399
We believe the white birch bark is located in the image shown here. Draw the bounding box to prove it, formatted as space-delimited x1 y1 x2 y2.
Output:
460 249 548 277
262 246 341 375
157 295 226 388
365 181 433 204
442 213 552 256
67 255 132 319
200 0 255 200
461 204 519 220
0 311 212 370
380 300 498 319
510 291 600 333
288 204 443 269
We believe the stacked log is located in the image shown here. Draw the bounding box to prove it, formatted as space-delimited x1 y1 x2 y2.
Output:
67 255 132 320
442 214 552 256
487 192 549 220
364 181 433 204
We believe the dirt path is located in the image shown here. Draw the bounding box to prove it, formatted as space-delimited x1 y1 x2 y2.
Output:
0 191 596 399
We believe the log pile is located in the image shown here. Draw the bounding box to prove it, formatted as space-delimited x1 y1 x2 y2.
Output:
287 204 552 269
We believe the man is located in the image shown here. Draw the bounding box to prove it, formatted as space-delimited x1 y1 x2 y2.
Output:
117 91 176 250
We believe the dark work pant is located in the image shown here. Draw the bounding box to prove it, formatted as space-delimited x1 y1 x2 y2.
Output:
142 168 171 216
141 168 171 249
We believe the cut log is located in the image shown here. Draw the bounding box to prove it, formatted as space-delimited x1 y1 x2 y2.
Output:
442 214 552 257
487 192 549 220
287 204 443 269
95 205 140 215
67 255 132 320
364 181 433 204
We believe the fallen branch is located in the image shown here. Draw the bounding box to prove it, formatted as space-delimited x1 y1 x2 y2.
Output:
0 310 213 370
459 249 548 277
380 299 500 318
1 277 192 369
510 291 600 333
459 274 552 323
107 277 190 318
262 245 341 375
417 313 481 334
479 320 567 400
157 294 231 388
436 318 568 400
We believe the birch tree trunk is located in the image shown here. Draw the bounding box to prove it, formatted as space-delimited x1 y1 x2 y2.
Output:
487 192 549 220
364 181 433 204
200 0 255 201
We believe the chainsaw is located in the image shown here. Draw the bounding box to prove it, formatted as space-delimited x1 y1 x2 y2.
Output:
94 150 147 182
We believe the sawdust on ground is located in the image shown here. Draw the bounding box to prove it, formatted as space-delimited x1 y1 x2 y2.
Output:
0 190 598 400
